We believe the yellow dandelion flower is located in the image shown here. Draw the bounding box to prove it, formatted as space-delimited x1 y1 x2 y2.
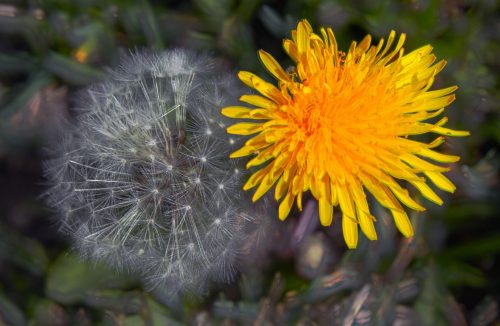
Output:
222 19 469 248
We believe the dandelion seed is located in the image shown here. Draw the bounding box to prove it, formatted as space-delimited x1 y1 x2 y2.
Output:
223 19 469 248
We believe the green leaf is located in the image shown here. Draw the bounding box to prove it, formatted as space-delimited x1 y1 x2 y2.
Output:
258 6 289 38
292 269 360 305
83 290 143 314
0 71 53 120
438 258 485 287
120 0 164 48
235 0 262 22
30 299 69 326
440 234 500 259
0 53 37 76
414 262 449 326
43 52 103 86
0 15 48 54
0 292 26 326
146 298 183 326
122 315 144 326
46 253 134 305
0 224 49 275
213 298 260 322
444 203 497 223
194 0 233 31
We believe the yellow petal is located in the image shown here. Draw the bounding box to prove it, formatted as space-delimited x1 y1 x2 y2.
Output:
230 144 261 158
391 209 414 238
244 132 269 147
297 191 303 211
417 148 460 163
243 164 273 190
410 180 443 205
400 45 433 66
319 175 331 203
351 184 378 240
283 39 298 62
337 186 356 218
375 30 396 61
411 108 444 122
357 34 372 53
386 180 426 211
252 166 282 202
432 59 447 74
238 71 285 103
428 137 446 148
221 106 252 118
415 86 457 100
275 176 288 201
318 197 333 226
227 122 263 135
222 106 272 120
291 173 303 195
342 216 358 249
400 153 449 172
381 189 415 238
259 50 290 82
358 210 377 241
246 141 286 168
429 125 470 137
238 71 257 88
278 191 294 220
240 95 277 110
248 109 272 119
416 95 456 112
330 182 338 205
425 171 456 193
360 174 397 210
296 20 312 55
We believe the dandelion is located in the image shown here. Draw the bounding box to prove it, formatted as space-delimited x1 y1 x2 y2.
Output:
44 49 266 293
223 20 469 248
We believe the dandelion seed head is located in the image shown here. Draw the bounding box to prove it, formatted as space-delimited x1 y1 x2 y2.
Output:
44 49 257 294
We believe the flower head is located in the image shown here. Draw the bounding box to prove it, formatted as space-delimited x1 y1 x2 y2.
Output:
223 20 469 248
44 49 265 294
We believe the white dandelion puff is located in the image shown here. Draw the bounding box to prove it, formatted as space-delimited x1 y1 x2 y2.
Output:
43 49 261 294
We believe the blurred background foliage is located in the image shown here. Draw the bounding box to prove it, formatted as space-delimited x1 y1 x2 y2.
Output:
0 0 499 324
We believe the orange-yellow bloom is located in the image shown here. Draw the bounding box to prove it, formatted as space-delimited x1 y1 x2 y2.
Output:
223 19 469 248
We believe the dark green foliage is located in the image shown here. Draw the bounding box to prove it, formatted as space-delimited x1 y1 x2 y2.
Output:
0 0 498 324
